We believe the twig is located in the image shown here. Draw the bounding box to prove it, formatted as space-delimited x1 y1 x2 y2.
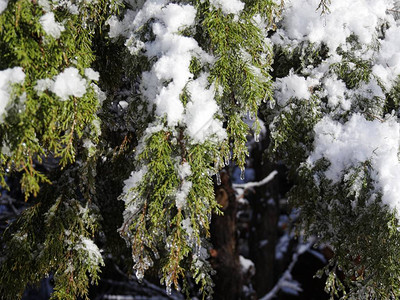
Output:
232 170 278 189
260 238 315 300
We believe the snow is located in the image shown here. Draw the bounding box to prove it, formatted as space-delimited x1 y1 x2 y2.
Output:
121 167 148 218
233 170 278 189
274 0 392 53
35 78 53 95
275 72 317 106
0 67 25 120
275 233 290 260
322 75 350 110
110 1 226 142
0 0 8 14
210 0 244 15
239 255 255 274
51 67 87 100
84 68 100 81
38 0 51 12
129 2 199 126
373 24 400 90
39 12 65 39
309 114 400 214
123 167 148 195
177 162 192 180
181 218 193 237
76 237 103 264
184 75 226 143
159 3 196 32
175 181 192 209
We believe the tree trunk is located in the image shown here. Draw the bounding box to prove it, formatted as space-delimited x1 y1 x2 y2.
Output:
210 171 242 300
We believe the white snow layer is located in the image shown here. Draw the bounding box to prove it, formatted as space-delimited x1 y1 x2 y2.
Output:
176 181 192 209
52 68 87 100
210 0 244 15
373 24 400 90
272 0 400 109
40 12 65 39
123 167 148 195
84 68 100 81
239 255 255 274
184 75 226 143
138 3 197 126
322 75 350 110
0 67 25 120
35 68 88 100
177 162 192 180
274 0 392 52
76 237 103 264
176 162 193 210
109 1 225 143
309 114 400 214
274 72 317 106
0 0 8 14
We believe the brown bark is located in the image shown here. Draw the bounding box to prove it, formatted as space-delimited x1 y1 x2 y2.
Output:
210 170 242 300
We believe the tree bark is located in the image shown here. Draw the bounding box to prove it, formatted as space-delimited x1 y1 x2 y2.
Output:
210 171 242 300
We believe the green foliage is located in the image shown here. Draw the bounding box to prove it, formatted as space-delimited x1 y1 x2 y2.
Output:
265 2 400 298
5 0 400 299
0 177 104 299
0 0 281 298
0 0 116 298
298 160 400 299
0 0 116 199
201 0 275 166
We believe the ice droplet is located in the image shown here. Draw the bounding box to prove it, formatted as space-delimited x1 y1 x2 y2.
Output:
216 172 221 186
240 169 245 181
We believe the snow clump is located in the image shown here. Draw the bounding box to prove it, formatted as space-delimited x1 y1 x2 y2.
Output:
210 0 244 15
0 0 8 14
0 67 25 120
308 114 400 215
109 1 225 143
39 12 65 39
35 67 87 101
75 236 104 265
274 71 318 106
52 68 87 100
272 0 392 53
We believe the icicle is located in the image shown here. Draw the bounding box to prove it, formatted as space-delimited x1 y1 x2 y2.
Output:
166 285 172 296
240 169 245 181
254 133 259 142
136 269 144 282
269 99 275 109
216 172 221 185
224 156 230 166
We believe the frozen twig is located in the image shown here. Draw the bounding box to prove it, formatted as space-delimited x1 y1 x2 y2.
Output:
233 170 278 189
260 238 315 300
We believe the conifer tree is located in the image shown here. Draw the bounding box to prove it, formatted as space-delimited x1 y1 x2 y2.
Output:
2 0 400 299
0 0 280 298
267 0 400 298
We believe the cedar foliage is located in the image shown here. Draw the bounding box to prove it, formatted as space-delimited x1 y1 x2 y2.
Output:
1 0 400 299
